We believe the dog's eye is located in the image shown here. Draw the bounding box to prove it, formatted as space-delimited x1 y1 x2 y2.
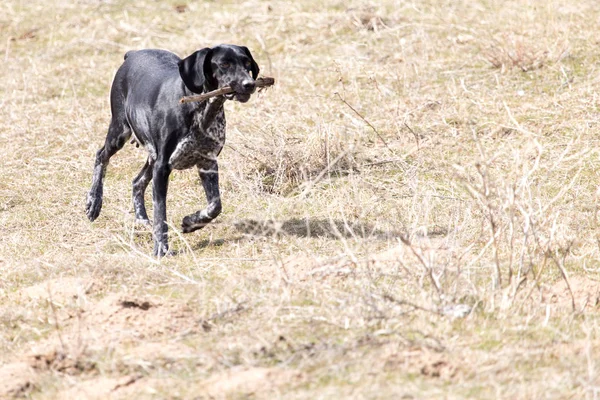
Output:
220 62 230 69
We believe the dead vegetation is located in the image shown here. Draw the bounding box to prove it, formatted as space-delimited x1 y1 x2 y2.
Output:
1 0 600 398
482 34 570 72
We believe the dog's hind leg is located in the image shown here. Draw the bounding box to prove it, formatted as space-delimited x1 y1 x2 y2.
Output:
152 161 172 257
132 158 153 224
86 118 131 221
181 160 222 233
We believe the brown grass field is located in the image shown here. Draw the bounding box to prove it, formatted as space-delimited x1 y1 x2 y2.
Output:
2 0 600 398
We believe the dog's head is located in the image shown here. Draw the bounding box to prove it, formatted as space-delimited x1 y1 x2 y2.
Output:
179 44 260 103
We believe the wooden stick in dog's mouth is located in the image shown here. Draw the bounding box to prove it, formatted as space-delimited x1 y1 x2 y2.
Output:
179 77 275 104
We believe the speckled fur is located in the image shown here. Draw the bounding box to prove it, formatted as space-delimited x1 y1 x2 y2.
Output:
169 98 226 171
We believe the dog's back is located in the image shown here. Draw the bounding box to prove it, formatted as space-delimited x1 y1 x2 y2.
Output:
112 50 185 106
110 49 191 148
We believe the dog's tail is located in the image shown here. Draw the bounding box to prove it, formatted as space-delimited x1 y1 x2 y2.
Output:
124 50 136 60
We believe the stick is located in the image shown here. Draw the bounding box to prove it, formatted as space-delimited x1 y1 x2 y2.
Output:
179 77 275 104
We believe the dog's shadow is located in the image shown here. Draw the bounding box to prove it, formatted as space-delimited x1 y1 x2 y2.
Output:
231 218 411 240
191 236 240 251
191 217 401 251
141 218 446 252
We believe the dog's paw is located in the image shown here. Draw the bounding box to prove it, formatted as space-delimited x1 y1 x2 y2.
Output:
153 242 170 257
181 215 207 233
135 218 151 226
85 194 102 222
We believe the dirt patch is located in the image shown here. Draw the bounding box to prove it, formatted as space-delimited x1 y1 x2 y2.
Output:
2 285 202 398
0 362 36 398
56 375 144 400
384 348 460 381
55 367 301 399
24 293 200 363
120 341 193 360
116 340 201 372
20 277 97 305
84 294 198 341
39 293 196 345
28 349 96 375
545 276 600 311
201 366 301 397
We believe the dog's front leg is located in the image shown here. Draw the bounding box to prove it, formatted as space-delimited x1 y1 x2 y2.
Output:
152 162 172 256
182 160 222 233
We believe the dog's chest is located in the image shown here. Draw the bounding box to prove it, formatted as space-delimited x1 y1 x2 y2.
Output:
169 113 226 170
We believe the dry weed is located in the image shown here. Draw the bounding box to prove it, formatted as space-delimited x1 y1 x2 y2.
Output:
483 34 570 72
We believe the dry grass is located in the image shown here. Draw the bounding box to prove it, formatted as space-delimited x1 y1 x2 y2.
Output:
2 0 600 398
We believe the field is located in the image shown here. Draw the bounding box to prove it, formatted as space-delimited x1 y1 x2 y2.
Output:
2 0 600 398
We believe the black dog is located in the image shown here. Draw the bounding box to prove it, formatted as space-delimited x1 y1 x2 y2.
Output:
86 45 259 256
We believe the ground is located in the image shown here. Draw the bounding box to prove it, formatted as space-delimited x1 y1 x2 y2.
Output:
1 0 600 398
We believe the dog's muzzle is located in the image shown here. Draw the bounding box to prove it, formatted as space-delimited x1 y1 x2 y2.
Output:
226 79 256 103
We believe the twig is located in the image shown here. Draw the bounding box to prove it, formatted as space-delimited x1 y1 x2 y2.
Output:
298 147 353 198
179 77 275 104
112 375 144 392
503 101 537 137
404 122 420 149
382 293 442 315
47 286 66 354
334 92 397 156
362 158 404 167
399 234 442 297
226 143 268 165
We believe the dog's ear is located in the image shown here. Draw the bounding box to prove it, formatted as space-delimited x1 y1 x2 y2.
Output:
178 47 215 93
241 46 260 80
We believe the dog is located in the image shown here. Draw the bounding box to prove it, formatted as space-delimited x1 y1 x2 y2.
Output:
85 44 259 256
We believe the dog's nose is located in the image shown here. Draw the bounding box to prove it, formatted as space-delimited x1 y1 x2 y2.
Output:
242 80 256 92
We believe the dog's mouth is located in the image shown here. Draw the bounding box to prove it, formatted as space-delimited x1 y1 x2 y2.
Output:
224 92 252 103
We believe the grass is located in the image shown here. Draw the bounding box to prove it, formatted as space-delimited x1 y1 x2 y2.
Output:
1 0 600 398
